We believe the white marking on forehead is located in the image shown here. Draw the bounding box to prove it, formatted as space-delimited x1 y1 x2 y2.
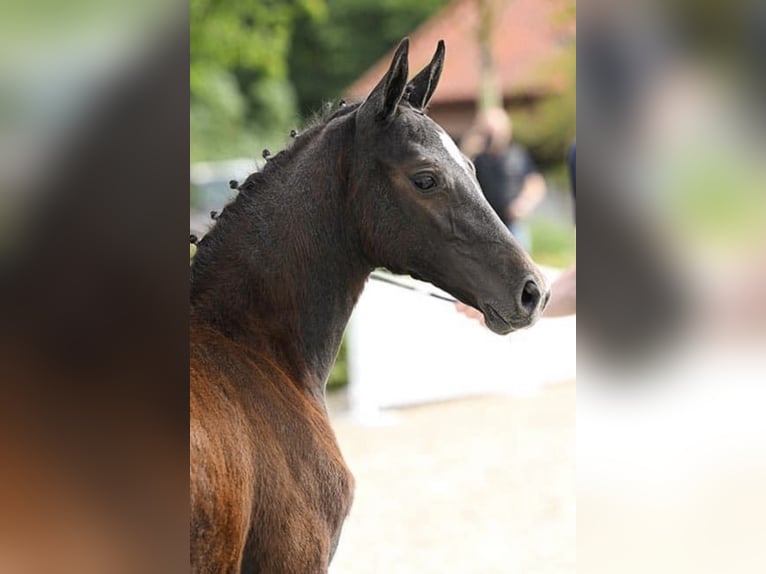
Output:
437 128 482 195
438 130 470 176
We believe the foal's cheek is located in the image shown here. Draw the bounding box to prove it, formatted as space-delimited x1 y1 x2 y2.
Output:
430 202 456 238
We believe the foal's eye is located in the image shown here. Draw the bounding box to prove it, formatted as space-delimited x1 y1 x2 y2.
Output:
410 173 437 191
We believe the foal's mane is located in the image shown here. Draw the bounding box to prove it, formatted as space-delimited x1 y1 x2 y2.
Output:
235 95 425 200
238 102 362 198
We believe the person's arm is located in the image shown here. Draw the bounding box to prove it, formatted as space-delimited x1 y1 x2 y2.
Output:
460 130 487 158
507 172 546 220
455 301 486 326
543 265 576 317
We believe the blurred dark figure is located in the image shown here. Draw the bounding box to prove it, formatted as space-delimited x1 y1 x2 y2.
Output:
461 107 546 250
579 12 689 363
0 20 189 574
567 139 576 202
457 139 576 322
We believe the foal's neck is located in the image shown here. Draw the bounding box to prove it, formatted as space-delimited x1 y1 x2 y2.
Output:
191 118 370 396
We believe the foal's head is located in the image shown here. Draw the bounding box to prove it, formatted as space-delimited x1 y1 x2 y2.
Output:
347 39 549 334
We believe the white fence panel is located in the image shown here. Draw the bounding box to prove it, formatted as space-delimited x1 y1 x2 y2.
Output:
347 270 576 416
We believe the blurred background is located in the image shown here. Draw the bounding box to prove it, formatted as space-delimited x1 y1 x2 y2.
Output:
0 2 189 573
578 1 766 572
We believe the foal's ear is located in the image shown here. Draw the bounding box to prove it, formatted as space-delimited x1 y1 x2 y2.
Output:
364 38 410 122
406 40 445 111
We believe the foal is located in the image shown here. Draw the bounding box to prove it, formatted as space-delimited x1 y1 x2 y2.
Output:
190 39 548 573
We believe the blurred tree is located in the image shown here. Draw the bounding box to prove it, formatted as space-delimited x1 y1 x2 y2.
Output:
511 0 576 166
190 0 326 160
476 0 503 111
288 0 450 117
511 46 576 165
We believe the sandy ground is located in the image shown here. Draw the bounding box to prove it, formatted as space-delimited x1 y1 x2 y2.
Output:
326 382 576 574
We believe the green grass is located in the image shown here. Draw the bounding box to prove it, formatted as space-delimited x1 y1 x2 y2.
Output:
327 335 349 391
529 217 576 268
667 155 766 249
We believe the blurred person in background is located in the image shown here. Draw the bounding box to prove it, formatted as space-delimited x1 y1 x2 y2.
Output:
457 139 576 322
461 107 547 251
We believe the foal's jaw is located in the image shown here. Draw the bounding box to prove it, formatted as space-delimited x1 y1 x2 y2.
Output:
437 216 549 335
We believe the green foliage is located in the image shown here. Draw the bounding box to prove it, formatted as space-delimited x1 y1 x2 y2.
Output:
190 64 252 160
190 0 327 160
511 46 576 167
511 0 576 167
327 334 349 390
248 77 299 132
529 217 576 268
191 0 325 74
665 150 766 248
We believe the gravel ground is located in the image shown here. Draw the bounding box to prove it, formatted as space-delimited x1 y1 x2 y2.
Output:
326 382 576 574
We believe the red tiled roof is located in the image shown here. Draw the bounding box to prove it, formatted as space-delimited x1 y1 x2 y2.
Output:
346 0 575 103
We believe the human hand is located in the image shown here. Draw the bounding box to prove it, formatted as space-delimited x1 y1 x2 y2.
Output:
455 301 486 326
507 197 532 220
507 173 546 220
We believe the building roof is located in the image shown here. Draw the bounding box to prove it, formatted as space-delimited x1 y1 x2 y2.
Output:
346 0 575 103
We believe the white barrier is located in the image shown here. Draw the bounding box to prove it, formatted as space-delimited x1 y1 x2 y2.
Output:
346 270 576 419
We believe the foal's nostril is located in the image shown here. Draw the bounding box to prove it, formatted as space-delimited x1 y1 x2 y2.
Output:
520 280 541 315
